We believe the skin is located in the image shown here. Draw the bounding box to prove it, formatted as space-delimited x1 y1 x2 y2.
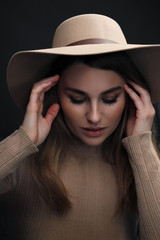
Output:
22 63 155 147
22 75 60 146
58 63 126 146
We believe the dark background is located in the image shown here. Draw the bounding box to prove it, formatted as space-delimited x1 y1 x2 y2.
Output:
1 0 160 139
0 1 160 238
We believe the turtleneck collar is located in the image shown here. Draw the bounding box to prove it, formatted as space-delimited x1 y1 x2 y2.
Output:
65 134 106 163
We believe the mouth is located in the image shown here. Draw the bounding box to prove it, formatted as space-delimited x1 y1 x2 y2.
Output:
83 127 105 131
81 127 106 137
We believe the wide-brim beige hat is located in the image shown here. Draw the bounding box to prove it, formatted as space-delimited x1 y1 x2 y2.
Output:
7 13 160 109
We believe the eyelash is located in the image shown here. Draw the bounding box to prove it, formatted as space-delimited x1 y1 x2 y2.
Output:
70 98 85 104
69 97 118 105
102 98 118 104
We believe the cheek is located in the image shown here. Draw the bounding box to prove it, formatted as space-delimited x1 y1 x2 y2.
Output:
107 99 125 123
60 100 82 123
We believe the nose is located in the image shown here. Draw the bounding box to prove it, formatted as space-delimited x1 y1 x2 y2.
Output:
86 102 102 124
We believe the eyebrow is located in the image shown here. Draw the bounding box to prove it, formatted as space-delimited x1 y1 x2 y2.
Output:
65 86 123 96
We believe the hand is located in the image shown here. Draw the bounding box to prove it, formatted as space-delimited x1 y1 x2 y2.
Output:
22 75 60 146
123 80 155 136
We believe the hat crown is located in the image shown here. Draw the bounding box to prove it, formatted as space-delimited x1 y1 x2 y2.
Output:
52 14 127 48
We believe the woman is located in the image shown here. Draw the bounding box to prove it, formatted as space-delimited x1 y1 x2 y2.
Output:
1 14 160 239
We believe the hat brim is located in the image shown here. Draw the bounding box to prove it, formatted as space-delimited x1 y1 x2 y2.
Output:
7 43 160 109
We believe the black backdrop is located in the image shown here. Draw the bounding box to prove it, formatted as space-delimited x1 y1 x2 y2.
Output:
1 0 160 138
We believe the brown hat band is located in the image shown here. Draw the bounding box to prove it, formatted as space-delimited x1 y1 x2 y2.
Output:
67 38 118 46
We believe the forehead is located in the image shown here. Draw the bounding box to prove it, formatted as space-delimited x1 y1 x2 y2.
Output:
60 63 125 92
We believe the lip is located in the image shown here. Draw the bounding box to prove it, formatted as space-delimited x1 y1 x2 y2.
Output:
81 127 106 137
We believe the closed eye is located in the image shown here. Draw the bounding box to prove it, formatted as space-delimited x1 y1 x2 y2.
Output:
69 96 118 105
69 97 86 104
101 97 118 104
66 87 123 105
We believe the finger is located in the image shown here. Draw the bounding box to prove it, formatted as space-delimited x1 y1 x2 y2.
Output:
26 75 59 114
127 80 152 106
36 80 59 114
27 85 48 113
29 79 58 106
123 84 144 110
33 75 60 87
31 74 59 101
45 103 60 126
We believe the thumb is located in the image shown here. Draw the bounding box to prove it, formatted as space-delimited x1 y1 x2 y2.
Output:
45 103 60 126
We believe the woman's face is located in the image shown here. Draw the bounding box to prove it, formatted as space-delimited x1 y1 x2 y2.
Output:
58 63 126 146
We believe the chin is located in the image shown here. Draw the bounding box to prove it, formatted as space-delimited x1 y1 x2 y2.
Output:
81 137 106 146
70 130 107 146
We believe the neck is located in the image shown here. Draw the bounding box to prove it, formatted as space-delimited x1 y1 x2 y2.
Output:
66 134 106 163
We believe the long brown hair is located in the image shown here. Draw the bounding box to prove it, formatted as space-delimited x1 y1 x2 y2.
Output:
30 52 152 215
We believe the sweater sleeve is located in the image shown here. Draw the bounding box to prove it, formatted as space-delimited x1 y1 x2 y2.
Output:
122 132 160 240
0 126 38 194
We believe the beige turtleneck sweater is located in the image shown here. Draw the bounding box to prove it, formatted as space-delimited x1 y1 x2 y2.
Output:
0 126 160 240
